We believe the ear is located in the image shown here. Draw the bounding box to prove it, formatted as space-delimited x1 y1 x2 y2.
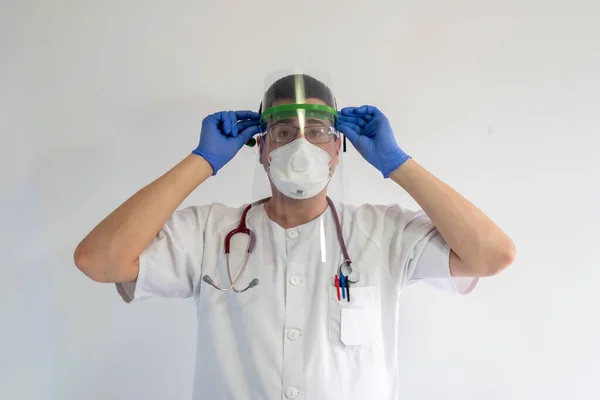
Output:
335 136 342 155
257 136 264 165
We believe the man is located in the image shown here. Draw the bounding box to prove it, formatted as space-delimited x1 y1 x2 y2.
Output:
74 73 515 399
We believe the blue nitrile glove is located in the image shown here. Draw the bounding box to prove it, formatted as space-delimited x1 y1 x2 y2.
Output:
337 105 411 178
192 110 261 175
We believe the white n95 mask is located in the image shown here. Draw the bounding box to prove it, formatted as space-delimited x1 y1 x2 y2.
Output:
267 138 333 200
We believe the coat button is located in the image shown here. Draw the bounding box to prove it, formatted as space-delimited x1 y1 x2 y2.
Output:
285 387 299 399
287 329 300 341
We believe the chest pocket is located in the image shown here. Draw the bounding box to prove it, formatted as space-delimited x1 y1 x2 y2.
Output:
328 285 381 349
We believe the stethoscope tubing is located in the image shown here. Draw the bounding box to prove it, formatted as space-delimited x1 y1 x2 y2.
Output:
203 197 354 292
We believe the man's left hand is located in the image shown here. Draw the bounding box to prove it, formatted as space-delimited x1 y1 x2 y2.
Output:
337 105 411 178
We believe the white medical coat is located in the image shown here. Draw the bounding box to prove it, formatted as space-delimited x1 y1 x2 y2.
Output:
117 201 478 400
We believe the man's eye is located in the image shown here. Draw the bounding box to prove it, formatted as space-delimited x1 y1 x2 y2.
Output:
276 130 290 137
307 128 326 137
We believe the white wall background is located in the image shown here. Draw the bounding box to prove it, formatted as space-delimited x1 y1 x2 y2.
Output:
2 0 599 399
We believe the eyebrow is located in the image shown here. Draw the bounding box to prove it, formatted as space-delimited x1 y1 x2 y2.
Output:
272 119 295 125
306 118 328 125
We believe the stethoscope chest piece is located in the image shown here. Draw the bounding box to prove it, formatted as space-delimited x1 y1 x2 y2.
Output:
338 261 360 284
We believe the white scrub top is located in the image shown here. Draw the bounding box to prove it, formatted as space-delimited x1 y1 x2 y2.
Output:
116 201 478 400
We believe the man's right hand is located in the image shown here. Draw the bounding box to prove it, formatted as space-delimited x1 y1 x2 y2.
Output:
192 110 261 175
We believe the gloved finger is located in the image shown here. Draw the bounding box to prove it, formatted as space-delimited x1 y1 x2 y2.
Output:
229 111 239 136
338 115 367 127
343 115 374 125
204 113 219 128
238 124 261 144
354 105 380 116
340 107 375 120
340 107 359 116
219 111 232 136
337 122 360 144
337 120 362 133
237 120 260 132
209 111 231 136
235 110 261 121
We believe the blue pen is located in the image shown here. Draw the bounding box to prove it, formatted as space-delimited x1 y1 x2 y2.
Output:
339 272 346 300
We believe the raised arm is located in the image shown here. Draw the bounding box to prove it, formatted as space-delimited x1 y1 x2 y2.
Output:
74 155 212 283
338 105 515 278
74 110 260 283
390 159 515 277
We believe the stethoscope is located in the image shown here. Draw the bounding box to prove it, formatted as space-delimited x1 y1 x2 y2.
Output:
202 197 359 293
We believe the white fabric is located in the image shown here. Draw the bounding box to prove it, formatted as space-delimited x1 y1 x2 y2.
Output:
116 202 478 399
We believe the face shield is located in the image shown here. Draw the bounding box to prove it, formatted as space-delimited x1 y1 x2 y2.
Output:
234 70 352 277
206 70 356 296
252 70 347 204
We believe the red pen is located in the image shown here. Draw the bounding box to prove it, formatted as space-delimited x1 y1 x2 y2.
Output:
334 275 341 301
